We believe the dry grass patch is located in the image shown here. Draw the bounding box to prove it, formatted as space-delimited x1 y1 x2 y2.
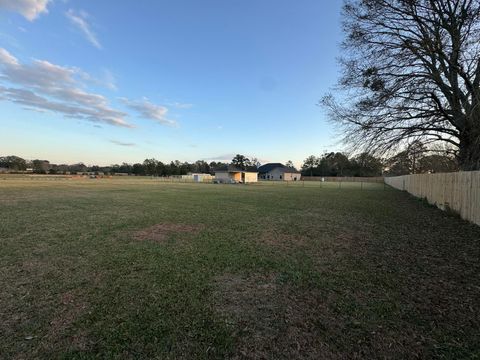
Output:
212 273 339 359
44 290 90 352
212 273 434 359
133 223 204 243
257 223 371 255
258 229 309 251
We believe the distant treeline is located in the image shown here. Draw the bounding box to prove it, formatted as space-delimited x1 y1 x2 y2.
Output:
0 156 229 176
0 150 458 177
301 151 458 177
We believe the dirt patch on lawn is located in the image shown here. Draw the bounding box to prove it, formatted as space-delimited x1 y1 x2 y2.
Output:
133 223 204 243
212 273 431 359
212 273 340 359
258 230 309 251
44 290 90 352
257 224 371 255
49 292 87 331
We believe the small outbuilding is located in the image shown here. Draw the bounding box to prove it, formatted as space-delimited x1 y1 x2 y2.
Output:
258 163 301 181
214 166 258 183
193 173 213 182
181 173 213 182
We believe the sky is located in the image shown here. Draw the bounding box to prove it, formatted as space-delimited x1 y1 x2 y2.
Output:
0 0 344 167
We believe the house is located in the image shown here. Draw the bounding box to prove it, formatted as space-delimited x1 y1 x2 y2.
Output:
214 166 258 183
258 163 301 181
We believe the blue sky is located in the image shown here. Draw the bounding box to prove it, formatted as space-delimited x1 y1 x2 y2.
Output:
0 0 344 166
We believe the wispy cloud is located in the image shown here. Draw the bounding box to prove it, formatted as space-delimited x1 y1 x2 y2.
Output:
0 32 22 50
0 0 50 21
170 102 193 109
66 9 102 49
0 48 19 65
79 68 117 91
100 69 117 91
110 140 135 147
202 154 267 163
121 98 177 127
0 48 133 127
202 154 236 162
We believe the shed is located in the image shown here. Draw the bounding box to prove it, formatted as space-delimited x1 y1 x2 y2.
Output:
214 166 258 183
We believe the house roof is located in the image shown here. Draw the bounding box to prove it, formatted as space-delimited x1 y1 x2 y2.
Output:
258 163 300 174
284 167 301 173
214 165 258 173
257 163 284 173
213 165 239 172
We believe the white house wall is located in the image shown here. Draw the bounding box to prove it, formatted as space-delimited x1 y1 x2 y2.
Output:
261 168 301 181
243 172 258 183
215 172 231 181
283 172 301 181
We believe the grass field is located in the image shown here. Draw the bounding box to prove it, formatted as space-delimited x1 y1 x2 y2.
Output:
1 178 479 359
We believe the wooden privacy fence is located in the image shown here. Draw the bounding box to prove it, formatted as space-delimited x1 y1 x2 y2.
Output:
385 171 480 226
302 176 384 183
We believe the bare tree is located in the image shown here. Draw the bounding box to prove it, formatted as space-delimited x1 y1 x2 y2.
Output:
250 157 261 169
322 0 480 170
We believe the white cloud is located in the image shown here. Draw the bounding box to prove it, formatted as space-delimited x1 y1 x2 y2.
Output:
121 98 177 127
0 48 18 66
66 9 102 49
203 154 236 162
0 0 50 20
110 140 135 147
5 59 77 89
0 48 132 128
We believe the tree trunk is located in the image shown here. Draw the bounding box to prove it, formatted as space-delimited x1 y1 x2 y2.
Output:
459 130 480 171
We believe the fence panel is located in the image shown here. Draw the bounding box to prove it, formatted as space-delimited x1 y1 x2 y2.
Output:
385 171 480 226
302 176 384 183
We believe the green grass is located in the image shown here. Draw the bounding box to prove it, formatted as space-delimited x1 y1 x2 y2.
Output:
1 178 479 359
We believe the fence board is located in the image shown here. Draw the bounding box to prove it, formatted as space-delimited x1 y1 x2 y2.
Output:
385 171 480 226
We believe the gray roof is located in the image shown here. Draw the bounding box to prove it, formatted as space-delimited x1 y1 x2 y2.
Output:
258 163 300 174
257 163 284 173
214 165 257 173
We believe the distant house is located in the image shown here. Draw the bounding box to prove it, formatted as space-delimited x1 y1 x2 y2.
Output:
214 166 258 183
258 163 301 181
